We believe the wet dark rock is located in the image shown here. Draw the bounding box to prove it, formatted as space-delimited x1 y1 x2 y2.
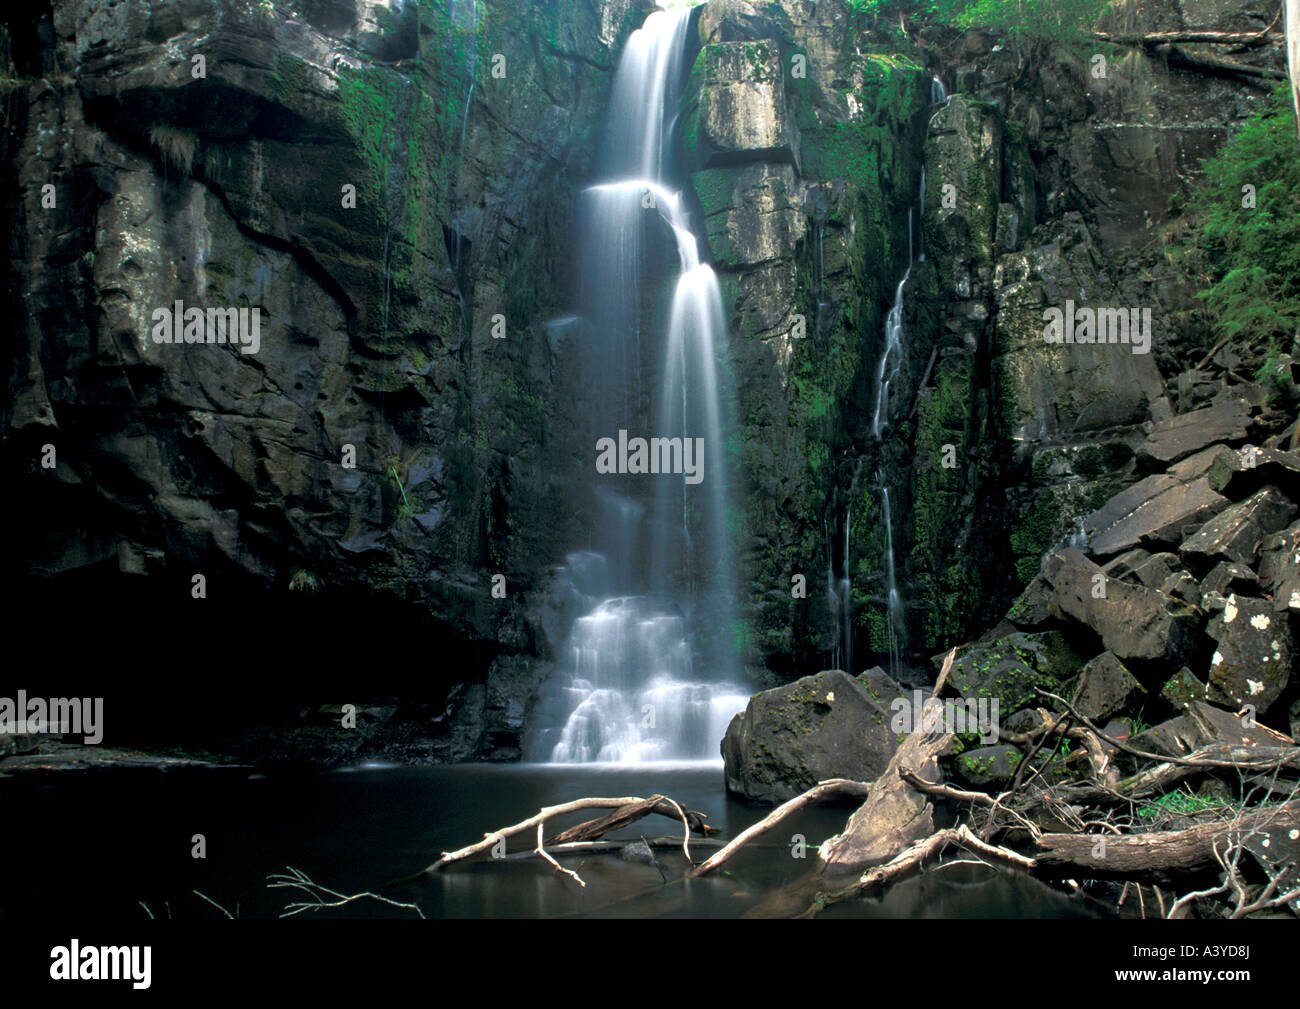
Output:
953 745 1022 789
1132 552 1179 589
949 631 1086 713
1136 400 1251 469
1206 594 1293 712
1258 521 1300 616
1200 561 1260 598
1086 473 1229 557
1040 548 1203 665
1072 651 1144 722
1005 576 1055 629
1159 571 1202 607
1130 701 1289 758
1207 445 1300 502
619 841 655 864
857 667 910 711
1180 487 1297 571
721 670 898 803
1160 668 1208 711
1102 549 1152 581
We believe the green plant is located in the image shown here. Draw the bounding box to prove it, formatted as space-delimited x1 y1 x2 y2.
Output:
1136 789 1232 820
920 0 1106 44
288 569 322 593
1189 83 1300 356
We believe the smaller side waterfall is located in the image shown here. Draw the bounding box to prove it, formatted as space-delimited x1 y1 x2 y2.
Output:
870 164 928 674
931 76 948 104
881 483 902 675
871 218 911 439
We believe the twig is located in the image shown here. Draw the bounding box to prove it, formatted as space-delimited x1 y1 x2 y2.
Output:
268 866 425 918
690 778 872 878
192 890 234 919
536 821 586 887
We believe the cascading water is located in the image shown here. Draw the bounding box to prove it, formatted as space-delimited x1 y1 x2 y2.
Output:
525 9 746 764
870 166 928 675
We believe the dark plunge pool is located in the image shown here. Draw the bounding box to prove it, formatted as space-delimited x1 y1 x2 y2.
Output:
0 763 1100 920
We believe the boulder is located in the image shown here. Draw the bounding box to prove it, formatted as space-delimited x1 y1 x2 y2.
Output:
1159 571 1201 606
1160 668 1208 711
684 40 798 169
857 667 909 710
953 745 1023 789
1132 552 1179 588
721 670 897 802
1200 561 1260 597
1207 445 1300 502
1087 475 1230 558
1180 487 1298 570
1004 708 1050 734
1258 521 1300 616
1101 548 1151 580
1005 575 1055 628
1136 400 1251 468
1073 651 1145 721
948 631 1086 713
1041 548 1203 664
1130 701 1292 758
1206 594 1294 712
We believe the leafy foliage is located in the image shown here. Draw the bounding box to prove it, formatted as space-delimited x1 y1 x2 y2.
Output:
1190 83 1300 352
918 0 1106 44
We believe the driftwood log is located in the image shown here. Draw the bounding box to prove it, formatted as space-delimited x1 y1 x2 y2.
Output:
547 795 717 845
424 794 708 877
817 649 957 871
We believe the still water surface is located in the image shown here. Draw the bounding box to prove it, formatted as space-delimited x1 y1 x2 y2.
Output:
1 763 1098 919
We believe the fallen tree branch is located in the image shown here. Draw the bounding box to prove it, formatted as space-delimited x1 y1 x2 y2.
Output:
501 837 727 859
819 649 959 870
800 825 1034 917
268 866 425 919
1035 690 1300 772
1034 800 1300 877
427 796 682 872
1095 30 1283 46
900 769 1042 839
546 795 716 845
536 820 586 887
1152 43 1288 80
689 778 872 878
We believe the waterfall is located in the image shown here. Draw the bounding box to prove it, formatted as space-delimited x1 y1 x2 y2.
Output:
931 76 948 104
871 221 910 440
526 8 745 765
882 483 902 675
871 166 928 675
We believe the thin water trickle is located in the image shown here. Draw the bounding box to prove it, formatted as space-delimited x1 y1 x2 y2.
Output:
870 165 928 674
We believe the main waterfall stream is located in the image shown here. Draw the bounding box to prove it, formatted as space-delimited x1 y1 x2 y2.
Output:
525 8 747 764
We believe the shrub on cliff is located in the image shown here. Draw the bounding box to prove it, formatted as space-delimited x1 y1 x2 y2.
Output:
1190 82 1300 358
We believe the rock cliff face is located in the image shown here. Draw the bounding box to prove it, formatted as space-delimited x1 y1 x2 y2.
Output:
3 0 651 760
4 0 1295 762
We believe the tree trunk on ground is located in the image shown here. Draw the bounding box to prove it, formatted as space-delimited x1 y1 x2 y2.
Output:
1033 801 1300 876
818 651 957 872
